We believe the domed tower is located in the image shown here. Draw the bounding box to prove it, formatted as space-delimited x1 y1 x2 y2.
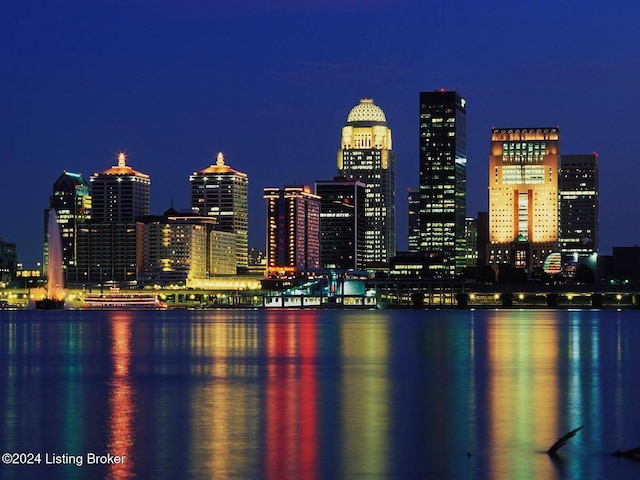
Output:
337 98 396 266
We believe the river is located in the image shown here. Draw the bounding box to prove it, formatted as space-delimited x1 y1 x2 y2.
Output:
1 308 639 479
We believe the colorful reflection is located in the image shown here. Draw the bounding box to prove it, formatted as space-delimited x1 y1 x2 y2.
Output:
340 313 390 478
187 314 261 479
485 311 559 480
486 312 564 479
3 309 640 480
108 312 135 479
264 310 318 480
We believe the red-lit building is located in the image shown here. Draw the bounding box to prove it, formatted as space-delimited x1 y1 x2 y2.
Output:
263 185 320 277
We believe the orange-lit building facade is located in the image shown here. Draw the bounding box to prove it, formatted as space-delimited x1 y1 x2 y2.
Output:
264 185 321 277
488 128 559 270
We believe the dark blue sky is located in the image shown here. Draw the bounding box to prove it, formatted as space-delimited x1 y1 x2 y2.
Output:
2 0 639 266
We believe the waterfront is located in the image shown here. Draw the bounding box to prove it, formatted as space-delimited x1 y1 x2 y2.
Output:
2 308 640 479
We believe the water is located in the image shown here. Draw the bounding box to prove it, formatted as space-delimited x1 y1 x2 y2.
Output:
1 308 640 479
46 209 64 300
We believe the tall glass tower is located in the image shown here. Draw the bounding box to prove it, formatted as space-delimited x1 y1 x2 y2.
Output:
418 90 467 277
315 178 366 270
337 98 396 266
559 154 598 261
46 171 91 283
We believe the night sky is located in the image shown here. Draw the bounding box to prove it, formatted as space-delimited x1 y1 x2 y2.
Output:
2 0 639 266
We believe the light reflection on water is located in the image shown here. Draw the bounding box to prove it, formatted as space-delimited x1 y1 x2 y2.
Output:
1 308 640 479
108 312 134 480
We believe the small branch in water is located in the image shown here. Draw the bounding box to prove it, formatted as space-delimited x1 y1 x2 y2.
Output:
547 425 584 455
612 446 640 459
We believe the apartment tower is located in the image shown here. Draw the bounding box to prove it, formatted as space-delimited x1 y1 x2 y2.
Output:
190 152 248 273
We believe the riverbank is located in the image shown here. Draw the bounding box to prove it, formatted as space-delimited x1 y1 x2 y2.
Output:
2 285 639 310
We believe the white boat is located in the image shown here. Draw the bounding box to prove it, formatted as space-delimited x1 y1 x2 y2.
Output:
82 288 167 310
263 294 377 309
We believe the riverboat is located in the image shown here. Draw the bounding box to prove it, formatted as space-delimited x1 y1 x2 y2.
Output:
82 288 166 310
263 294 377 309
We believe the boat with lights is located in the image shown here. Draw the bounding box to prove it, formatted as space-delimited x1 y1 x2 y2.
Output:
82 288 167 310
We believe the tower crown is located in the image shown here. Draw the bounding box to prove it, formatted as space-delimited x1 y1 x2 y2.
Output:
346 98 387 123
96 152 149 178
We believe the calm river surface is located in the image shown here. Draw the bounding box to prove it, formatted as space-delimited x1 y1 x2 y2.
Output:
1 308 640 479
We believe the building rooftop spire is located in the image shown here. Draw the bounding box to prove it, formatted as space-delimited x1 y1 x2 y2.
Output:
95 151 149 179
193 152 247 178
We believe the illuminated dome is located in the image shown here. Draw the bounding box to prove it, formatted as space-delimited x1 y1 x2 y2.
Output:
346 98 387 123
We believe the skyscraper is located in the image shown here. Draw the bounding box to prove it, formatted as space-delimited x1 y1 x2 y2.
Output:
559 154 599 261
488 127 559 271
46 171 91 283
75 153 150 285
407 188 420 253
264 185 320 277
190 152 249 273
337 98 395 266
90 153 150 222
315 178 366 270
418 90 467 277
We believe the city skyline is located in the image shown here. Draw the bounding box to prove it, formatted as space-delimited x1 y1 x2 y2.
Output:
2 0 639 265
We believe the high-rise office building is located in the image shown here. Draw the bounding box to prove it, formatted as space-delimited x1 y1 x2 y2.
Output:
488 128 559 270
264 185 320 276
407 188 420 253
418 90 467 277
190 152 249 273
46 171 91 283
75 153 150 286
559 154 598 261
0 237 17 285
315 177 366 270
465 217 478 268
337 98 395 266
90 153 150 222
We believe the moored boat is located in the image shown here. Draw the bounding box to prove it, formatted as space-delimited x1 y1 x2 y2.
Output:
82 288 166 310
